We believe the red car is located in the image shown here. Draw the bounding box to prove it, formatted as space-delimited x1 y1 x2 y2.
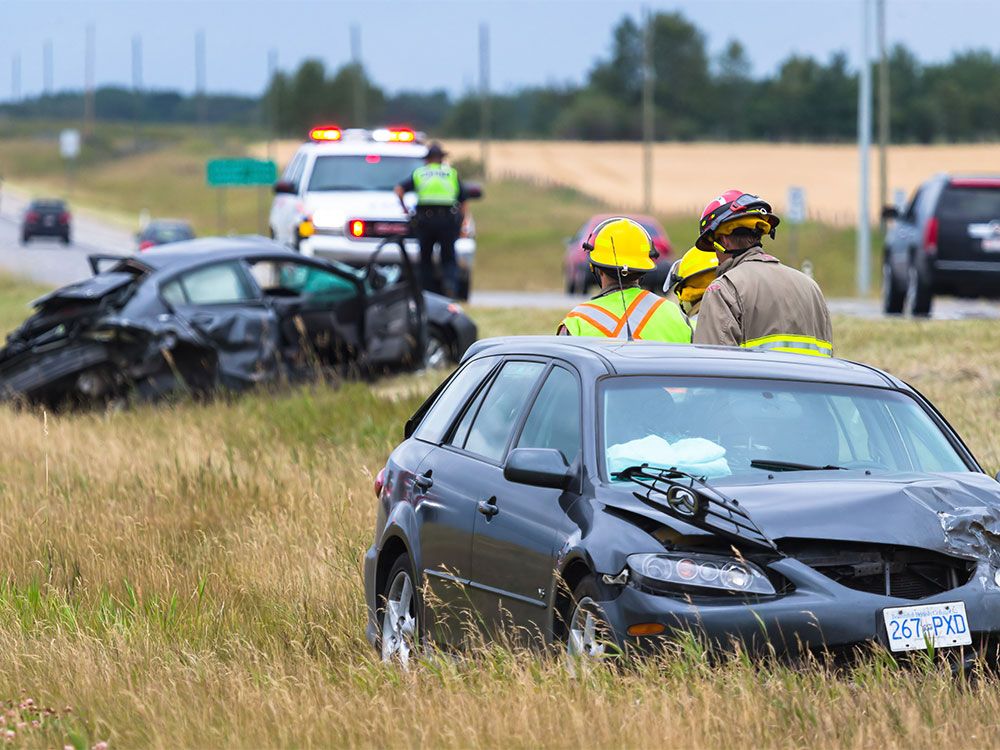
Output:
564 213 673 295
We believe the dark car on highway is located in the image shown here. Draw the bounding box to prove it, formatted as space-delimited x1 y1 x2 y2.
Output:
137 219 195 251
565 213 673 295
366 337 1000 666
0 237 476 407
883 175 1000 316
21 198 71 245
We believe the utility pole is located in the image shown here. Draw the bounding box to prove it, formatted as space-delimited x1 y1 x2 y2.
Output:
876 0 889 231
132 35 143 150
479 22 491 178
641 7 654 214
84 24 96 136
10 54 20 102
857 0 872 297
350 24 366 126
266 48 278 161
195 30 206 125
43 40 53 95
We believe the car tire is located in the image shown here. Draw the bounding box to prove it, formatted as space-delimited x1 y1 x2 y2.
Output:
378 555 420 667
61 234 71 245
424 325 455 370
882 257 905 314
20 233 29 245
565 575 616 660
566 274 578 295
905 259 933 317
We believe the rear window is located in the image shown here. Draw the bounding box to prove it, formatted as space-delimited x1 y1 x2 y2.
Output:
31 200 65 212
937 186 1000 222
308 155 424 192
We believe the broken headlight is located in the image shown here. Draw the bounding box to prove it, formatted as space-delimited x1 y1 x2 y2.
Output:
627 552 775 596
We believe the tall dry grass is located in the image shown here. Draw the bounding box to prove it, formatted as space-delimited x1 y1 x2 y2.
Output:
0 308 999 747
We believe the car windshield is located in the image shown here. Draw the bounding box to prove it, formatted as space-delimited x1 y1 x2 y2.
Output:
600 376 971 481
308 155 424 192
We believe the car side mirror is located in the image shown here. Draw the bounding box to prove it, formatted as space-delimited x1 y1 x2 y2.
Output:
504 448 572 490
464 182 483 200
881 205 899 220
273 180 296 195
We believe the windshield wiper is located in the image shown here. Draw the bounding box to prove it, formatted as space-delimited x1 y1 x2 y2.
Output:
750 459 846 472
613 464 780 554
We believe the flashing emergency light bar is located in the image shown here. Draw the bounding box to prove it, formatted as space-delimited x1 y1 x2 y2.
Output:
309 125 343 142
372 127 416 143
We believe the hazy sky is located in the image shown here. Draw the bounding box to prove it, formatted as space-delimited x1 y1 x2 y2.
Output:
1 0 997 101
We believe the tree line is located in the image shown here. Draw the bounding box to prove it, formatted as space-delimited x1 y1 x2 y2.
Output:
4 11 1000 143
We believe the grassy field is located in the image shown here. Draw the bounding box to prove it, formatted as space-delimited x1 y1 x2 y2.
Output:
0 122 867 297
0 270 999 747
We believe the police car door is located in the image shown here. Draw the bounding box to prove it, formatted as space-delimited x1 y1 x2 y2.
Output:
363 239 425 368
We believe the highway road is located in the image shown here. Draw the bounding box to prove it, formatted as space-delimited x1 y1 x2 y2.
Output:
0 187 997 320
0 186 133 287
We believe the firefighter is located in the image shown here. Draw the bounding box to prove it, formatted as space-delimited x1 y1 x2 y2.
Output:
692 190 833 356
394 142 464 297
666 247 719 325
558 217 691 342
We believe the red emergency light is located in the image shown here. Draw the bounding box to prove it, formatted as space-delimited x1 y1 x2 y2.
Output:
309 125 342 142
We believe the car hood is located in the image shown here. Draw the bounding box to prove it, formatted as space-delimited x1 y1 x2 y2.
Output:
306 191 409 231
602 471 1000 564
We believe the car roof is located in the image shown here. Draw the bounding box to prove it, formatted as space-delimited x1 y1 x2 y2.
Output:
464 336 902 389
131 236 302 272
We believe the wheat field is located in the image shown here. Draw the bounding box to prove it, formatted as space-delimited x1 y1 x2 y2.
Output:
262 138 1000 225
1 296 1000 747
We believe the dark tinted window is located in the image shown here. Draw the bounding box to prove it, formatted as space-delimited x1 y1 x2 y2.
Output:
413 356 497 443
145 223 194 244
308 155 423 191
30 200 66 212
462 361 545 462
516 366 582 463
937 186 1000 222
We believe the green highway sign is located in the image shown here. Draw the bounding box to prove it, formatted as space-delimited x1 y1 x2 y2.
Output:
206 158 277 187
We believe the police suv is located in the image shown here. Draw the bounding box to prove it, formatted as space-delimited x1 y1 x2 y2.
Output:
269 125 478 299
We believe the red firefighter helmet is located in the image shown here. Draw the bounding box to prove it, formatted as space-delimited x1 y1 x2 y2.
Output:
696 190 780 252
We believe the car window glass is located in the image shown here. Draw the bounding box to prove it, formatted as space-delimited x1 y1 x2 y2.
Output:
413 356 498 443
449 374 493 449
463 361 546 462
307 155 424 192
516 366 582 464
283 154 304 186
161 279 187 306
886 400 967 472
904 187 922 221
249 260 358 302
177 262 254 305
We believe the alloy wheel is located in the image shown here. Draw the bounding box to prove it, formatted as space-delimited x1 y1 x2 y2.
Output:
424 333 449 370
381 570 417 666
567 596 608 659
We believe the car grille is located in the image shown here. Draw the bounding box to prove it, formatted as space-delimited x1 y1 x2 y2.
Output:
783 541 975 601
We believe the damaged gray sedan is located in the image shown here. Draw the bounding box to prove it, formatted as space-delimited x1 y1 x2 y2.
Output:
0 237 476 407
365 337 1000 666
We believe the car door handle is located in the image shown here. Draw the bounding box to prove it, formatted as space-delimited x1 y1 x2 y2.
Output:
477 496 499 518
414 471 433 491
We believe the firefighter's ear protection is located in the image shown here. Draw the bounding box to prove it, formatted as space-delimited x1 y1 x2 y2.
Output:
581 218 616 253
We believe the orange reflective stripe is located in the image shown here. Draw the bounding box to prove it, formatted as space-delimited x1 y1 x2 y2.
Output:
612 291 649 337
565 310 616 337
632 296 666 339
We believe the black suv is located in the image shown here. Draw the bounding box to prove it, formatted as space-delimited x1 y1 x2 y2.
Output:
21 199 71 244
883 175 1000 315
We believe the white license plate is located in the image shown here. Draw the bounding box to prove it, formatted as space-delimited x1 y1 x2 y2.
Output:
882 601 971 652
982 237 1000 252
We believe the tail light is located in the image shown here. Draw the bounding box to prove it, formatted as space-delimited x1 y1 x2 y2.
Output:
309 125 342 142
59 212 70 225
374 467 386 498
923 216 939 254
348 219 366 238
26 212 39 222
138 240 155 251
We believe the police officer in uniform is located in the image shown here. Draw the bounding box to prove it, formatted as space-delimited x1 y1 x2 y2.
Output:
558 217 691 342
395 142 465 298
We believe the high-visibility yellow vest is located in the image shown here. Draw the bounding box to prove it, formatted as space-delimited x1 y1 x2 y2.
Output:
742 334 833 357
412 163 460 206
560 287 692 342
